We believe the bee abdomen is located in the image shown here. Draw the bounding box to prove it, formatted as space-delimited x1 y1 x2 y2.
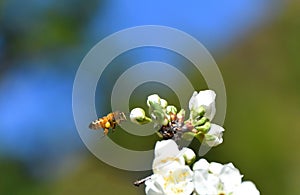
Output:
89 120 102 130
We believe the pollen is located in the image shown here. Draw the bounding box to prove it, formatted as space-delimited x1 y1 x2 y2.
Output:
105 122 111 128
171 187 184 194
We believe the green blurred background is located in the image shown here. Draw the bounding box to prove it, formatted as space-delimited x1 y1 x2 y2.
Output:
1 0 299 194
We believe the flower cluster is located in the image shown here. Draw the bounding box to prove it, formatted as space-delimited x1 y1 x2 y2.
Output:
130 90 224 147
130 90 260 195
144 139 259 195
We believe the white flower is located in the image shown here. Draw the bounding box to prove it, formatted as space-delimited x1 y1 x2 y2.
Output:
189 90 216 121
145 167 194 195
146 140 195 195
130 108 151 125
193 159 260 195
188 90 224 148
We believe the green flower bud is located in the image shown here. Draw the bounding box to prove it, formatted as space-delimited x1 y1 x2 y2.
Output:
193 117 209 127
182 148 196 165
195 121 211 133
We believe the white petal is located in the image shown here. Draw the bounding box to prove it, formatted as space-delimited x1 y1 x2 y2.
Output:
189 90 216 120
154 140 180 158
194 170 219 195
219 163 243 192
193 158 209 171
145 175 165 195
188 91 198 111
208 162 223 175
204 124 224 147
171 166 194 182
163 166 194 195
153 155 185 175
233 181 260 195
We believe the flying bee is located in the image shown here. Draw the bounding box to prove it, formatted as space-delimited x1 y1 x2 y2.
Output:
89 111 126 135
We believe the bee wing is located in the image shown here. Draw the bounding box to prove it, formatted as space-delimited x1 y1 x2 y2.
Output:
113 111 127 123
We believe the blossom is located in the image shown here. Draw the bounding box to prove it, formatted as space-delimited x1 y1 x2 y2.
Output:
193 159 260 195
145 167 194 195
189 90 216 121
145 140 195 195
187 90 224 147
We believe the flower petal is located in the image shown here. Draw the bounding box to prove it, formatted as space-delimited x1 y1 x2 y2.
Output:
152 155 185 175
219 163 243 192
194 170 219 195
163 166 194 195
153 140 185 174
232 181 260 195
208 162 223 175
154 140 180 158
204 124 224 147
145 175 165 195
193 158 209 171
189 90 216 121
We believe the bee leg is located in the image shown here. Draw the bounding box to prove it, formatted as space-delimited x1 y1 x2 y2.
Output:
111 122 116 129
103 128 109 135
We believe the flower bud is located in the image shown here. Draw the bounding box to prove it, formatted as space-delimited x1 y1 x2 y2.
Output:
166 105 177 114
130 108 151 125
181 147 196 165
193 116 209 127
160 98 168 108
147 94 161 107
195 121 211 133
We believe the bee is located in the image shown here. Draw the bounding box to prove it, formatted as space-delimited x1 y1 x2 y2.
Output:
89 111 126 135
